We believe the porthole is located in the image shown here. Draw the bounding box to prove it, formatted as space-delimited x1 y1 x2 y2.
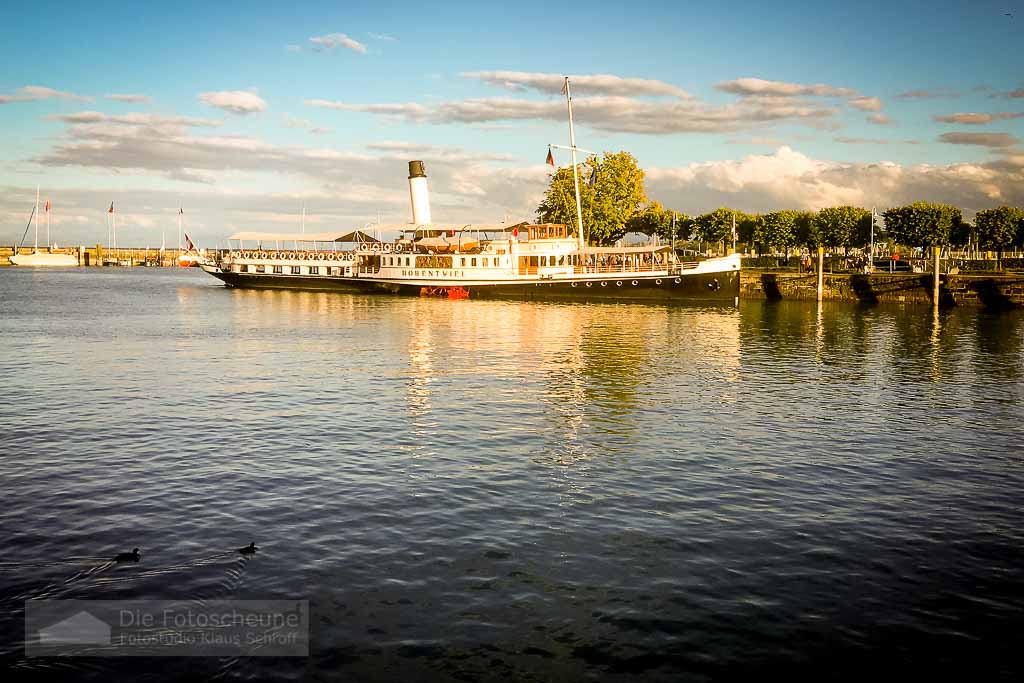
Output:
601 281 608 287
586 282 593 287
674 277 681 284
571 282 578 288
656 279 662 285
616 281 623 286
631 280 638 286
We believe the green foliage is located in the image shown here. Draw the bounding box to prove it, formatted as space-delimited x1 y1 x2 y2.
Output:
949 218 974 246
881 202 962 247
755 210 799 253
626 201 687 242
974 205 1023 251
737 213 759 245
794 211 819 248
536 151 647 245
694 207 738 244
813 206 870 249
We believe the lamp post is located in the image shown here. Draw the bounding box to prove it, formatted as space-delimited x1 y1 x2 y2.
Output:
869 207 875 274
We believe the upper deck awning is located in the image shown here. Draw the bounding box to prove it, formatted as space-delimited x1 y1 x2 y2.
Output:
581 245 673 254
227 230 380 243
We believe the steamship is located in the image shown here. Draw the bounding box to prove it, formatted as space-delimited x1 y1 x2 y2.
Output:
199 78 740 302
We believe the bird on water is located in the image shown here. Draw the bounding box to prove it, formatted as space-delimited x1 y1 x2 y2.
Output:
114 548 141 562
238 542 258 555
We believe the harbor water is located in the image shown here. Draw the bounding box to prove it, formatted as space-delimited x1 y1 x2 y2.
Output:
1 267 1022 681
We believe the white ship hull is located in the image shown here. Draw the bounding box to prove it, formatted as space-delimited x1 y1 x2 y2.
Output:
10 251 79 267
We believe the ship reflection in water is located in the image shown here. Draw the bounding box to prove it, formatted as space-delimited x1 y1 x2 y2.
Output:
1 267 1022 682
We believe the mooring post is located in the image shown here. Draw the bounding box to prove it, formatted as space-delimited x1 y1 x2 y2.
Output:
933 245 941 307
816 246 824 301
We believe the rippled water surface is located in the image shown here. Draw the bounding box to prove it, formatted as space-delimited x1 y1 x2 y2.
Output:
1 267 1023 681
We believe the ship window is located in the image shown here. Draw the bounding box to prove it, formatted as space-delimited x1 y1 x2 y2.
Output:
460 257 466 267
273 265 283 274
406 257 411 266
256 265 265 273
239 264 248 273
310 266 319 275
471 258 477 267
482 258 488 267
291 266 300 274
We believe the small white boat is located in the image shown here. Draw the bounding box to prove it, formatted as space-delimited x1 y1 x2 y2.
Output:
10 189 78 267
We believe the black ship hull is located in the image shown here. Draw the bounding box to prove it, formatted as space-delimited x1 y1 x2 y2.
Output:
203 268 739 303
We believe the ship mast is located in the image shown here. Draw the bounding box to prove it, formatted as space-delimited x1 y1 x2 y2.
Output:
548 77 595 252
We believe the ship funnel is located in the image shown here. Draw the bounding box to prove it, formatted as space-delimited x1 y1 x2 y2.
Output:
408 160 431 224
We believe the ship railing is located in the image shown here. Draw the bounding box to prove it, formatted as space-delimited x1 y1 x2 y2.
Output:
575 263 672 274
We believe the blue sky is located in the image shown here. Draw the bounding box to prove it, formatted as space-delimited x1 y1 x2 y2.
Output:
2 0 1022 245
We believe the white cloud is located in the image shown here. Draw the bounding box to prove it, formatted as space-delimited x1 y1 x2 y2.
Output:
714 78 856 98
895 88 960 99
933 112 1024 125
461 71 690 98
645 146 1024 216
306 94 835 134
848 96 882 112
282 114 332 135
939 132 1019 148
867 114 893 125
48 111 222 128
198 90 267 115
0 85 93 104
305 99 429 120
991 88 1024 99
368 32 396 41
834 136 889 145
308 33 367 54
104 93 150 103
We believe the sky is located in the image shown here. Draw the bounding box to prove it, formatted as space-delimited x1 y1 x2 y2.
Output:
1 0 1022 247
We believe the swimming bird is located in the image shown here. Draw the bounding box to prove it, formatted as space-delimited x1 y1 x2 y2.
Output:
114 548 141 562
238 542 258 555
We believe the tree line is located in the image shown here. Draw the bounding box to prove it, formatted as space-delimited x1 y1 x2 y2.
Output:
536 152 1024 255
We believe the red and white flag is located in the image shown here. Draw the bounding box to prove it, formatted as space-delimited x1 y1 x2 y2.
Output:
108 202 114 214
45 200 51 213
545 147 555 167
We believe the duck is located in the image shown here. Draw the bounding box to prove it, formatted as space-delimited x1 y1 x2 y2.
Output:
238 542 258 555
114 548 141 562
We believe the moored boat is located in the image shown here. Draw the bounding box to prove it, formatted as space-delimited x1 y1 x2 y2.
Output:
200 77 740 302
10 189 79 267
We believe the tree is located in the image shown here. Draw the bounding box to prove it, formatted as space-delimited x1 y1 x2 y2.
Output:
693 208 737 247
755 210 799 256
794 211 820 249
536 151 647 245
882 202 962 248
975 205 1024 261
814 206 870 252
626 201 685 242
737 213 759 248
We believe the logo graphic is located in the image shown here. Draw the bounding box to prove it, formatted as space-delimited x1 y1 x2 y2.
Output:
38 611 111 645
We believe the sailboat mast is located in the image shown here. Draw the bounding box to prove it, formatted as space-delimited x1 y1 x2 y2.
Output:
564 77 585 251
34 186 39 251
46 197 50 248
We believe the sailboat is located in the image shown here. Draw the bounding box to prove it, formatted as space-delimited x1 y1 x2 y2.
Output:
10 189 78 267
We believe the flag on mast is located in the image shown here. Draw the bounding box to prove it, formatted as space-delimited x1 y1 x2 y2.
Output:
184 233 195 251
179 208 183 215
45 200 50 212
109 202 114 214
545 147 554 167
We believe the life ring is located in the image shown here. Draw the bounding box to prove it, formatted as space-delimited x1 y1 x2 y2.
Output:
358 243 370 253
382 243 393 253
483 244 495 254
318 253 326 261
240 251 248 259
394 244 405 254
258 251 267 259
371 243 381 252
